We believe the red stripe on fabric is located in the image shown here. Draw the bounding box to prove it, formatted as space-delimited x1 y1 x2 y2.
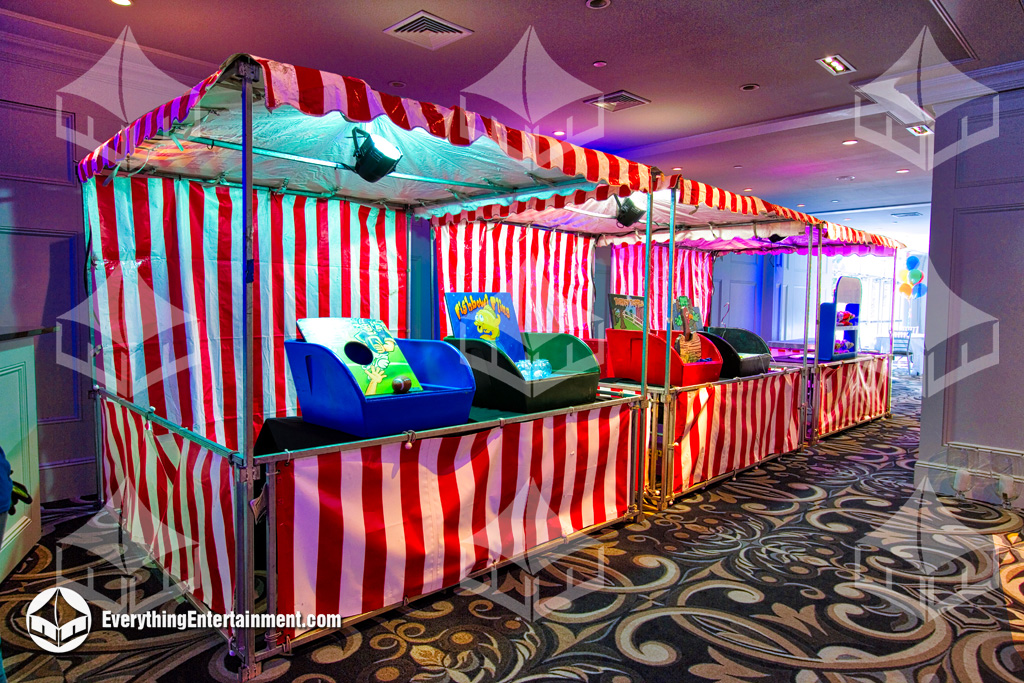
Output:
357 206 373 319
339 201 353 318
524 419 545 550
395 211 408 337
374 208 391 329
214 186 239 449
570 408 590 531
343 76 372 121
420 103 446 137
583 148 600 182
379 92 411 130
313 451 342 616
361 445 387 614
293 65 326 116
614 405 629 515
546 414 568 540
217 456 236 614
159 178 193 429
252 192 266 431
270 193 288 417
400 442 426 598
316 199 331 317
559 141 576 176
592 407 610 520
505 128 525 161
437 436 463 588
293 196 308 325
275 456 296 635
469 431 491 574
498 423 521 561
195 447 221 609
96 180 131 399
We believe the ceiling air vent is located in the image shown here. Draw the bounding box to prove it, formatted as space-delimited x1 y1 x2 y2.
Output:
383 11 473 50
891 212 922 218
585 90 650 112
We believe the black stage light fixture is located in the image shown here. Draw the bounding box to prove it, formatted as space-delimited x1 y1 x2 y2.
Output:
614 195 646 227
768 234 786 243
351 128 402 182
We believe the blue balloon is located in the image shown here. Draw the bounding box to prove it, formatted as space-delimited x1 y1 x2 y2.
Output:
912 283 927 298
906 255 920 271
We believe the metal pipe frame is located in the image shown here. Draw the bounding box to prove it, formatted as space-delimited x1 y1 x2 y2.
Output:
633 191 656 523
254 395 639 464
187 135 500 191
800 224 813 448
257 509 636 660
809 226 824 444
654 367 806 507
810 353 891 440
94 389 236 457
234 59 260 681
659 188 678 512
84 186 106 504
887 251 898 417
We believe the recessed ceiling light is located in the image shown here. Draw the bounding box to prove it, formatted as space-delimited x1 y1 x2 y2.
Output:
740 83 760 91
586 0 611 8
553 130 566 136
733 164 743 169
388 81 406 88
831 199 840 203
111 0 132 5
797 204 805 207
672 166 682 171
907 124 933 136
817 54 856 75
743 188 753 192
836 175 855 181
592 60 607 68
842 139 858 145
896 169 910 173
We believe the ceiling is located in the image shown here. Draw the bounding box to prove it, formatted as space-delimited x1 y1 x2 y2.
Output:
5 0 1024 248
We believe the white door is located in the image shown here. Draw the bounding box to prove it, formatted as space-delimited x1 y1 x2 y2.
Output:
0 339 42 581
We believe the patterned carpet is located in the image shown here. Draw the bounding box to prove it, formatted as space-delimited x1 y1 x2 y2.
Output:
5 376 1024 682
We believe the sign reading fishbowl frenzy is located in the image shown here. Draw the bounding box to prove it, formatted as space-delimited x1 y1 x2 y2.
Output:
446 292 526 361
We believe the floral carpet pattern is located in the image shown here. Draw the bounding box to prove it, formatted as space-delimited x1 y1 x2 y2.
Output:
4 377 1024 682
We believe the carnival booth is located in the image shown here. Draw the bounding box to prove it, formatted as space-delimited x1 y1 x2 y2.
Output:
424 184 903 508
78 54 652 676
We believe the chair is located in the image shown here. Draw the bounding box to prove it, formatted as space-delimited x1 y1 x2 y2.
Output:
891 327 913 374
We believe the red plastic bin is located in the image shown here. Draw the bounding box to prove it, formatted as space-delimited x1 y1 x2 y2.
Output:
584 338 611 378
606 330 722 387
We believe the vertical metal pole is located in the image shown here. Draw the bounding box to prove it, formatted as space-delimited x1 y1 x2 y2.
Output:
635 190 656 521
660 189 678 510
809 225 824 444
887 251 898 416
405 209 413 337
264 461 280 650
430 226 441 340
800 225 812 447
234 58 260 679
83 188 106 502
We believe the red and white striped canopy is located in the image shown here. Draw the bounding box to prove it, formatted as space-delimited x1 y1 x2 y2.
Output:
77 54 652 204
76 53 901 253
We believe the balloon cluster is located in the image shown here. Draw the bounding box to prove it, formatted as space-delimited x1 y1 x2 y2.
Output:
896 255 927 299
